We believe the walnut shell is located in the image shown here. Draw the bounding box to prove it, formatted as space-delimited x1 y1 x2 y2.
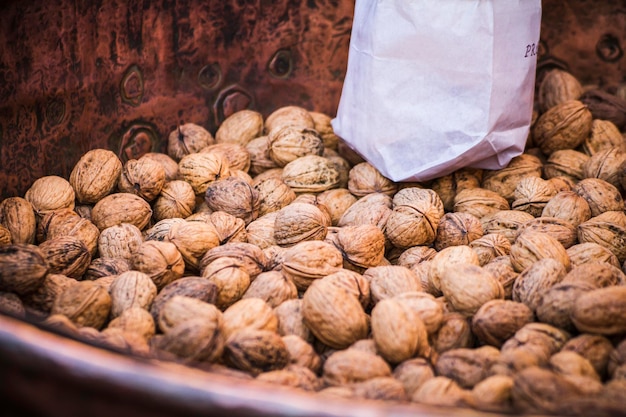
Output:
241 270 297 308
429 245 480 296
574 177 624 218
435 346 500 389
223 328 290 376
518 217 578 249
385 187 444 249
280 240 343 291
310 111 339 150
582 119 625 156
177 151 231 195
322 348 391 386
281 335 322 373
542 190 592 227
453 188 510 220
245 212 278 249
200 242 266 280
365 265 422 305
281 155 340 193
0 244 48 295
512 258 568 313
501 323 570 361
582 147 626 192
202 142 251 173
273 202 330 246
538 69 583 113
167 220 221 271
315 188 357 227
205 211 247 244
571 286 626 335
440 264 505 317
42 210 100 258
265 105 314 132
246 136 278 176
392 358 435 398
397 246 437 269
201 257 251 309
371 298 429 364
24 175 75 217
221 297 278 339
109 270 157 319
301 277 369 349
131 240 185 291
511 176 558 217
254 178 296 217
140 152 179 181
471 375 515 413
143 218 185 242
149 276 218 323
39 235 91 279
107 306 156 341
509 231 571 273
480 210 535 244
566 242 621 268
21 273 76 315
411 376 473 408
152 180 196 221
543 149 589 182
215 109 264 146
469 233 512 266
91 193 152 231
481 154 543 202
83 257 130 281
157 295 222 334
562 262 625 288
51 280 112 329
205 177 260 225
274 299 312 343
256 365 321 392
432 312 474 354
0 225 11 246
511 366 583 414
471 299 533 348
0 197 36 244
535 281 596 332
434 212 483 251
577 211 626 263
118 157 166 202
333 224 386 271
431 169 482 212
337 192 392 229
167 123 214 161
154 317 224 363
69 149 123 204
347 162 398 197
268 125 324 167
533 100 593 155
98 223 143 262
482 256 519 299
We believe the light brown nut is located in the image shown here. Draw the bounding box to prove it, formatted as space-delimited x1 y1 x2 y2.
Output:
512 257 567 313
434 346 500 389
167 123 214 161
429 245 480 296
256 365 321 392
501 323 570 363
241 270 297 308
480 210 535 244
301 277 369 349
178 151 231 195
274 202 330 247
583 119 625 156
154 317 224 364
543 149 589 182
140 152 179 182
562 334 614 379
471 375 515 413
549 351 600 381
433 312 474 354
281 335 321 374
118 157 166 202
577 211 626 263
365 265 422 305
131 240 185 291
322 348 391 386
202 142 251 173
509 231 570 273
24 175 75 217
469 233 511 265
245 212 278 249
51 280 112 329
0 243 48 295
338 192 392 229
149 276 218 323
315 188 357 227
347 162 397 197
21 273 76 315
511 176 558 217
535 281 596 332
411 376 473 408
471 300 534 348
453 187 510 220
571 286 626 335
268 125 323 167
274 299 313 343
574 177 624 218
158 295 222 334
392 358 435 398
98 223 143 263
566 242 621 268
434 212 483 251
281 155 341 193
395 291 444 335
38 235 91 279
518 216 578 249
91 193 152 231
511 366 583 414
351 377 408 401
537 69 583 113
222 297 278 339
204 176 260 225
254 177 296 217
167 220 221 272
69 149 123 204
109 270 157 319
481 154 543 202
482 256 519 299
152 180 196 221
281 240 343 291
107 306 156 341
440 264 505 317
265 105 314 133
532 99 593 155
562 262 625 288
201 257 251 310
0 197 36 244
223 328 290 376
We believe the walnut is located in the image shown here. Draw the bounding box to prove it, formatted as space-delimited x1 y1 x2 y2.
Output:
0 197 36 244
0 243 48 295
69 149 123 204
542 191 592 228
365 265 422 305
453 187 510 220
109 270 157 319
264 105 314 133
149 276 217 323
511 176 558 217
433 312 474 354
254 177 296 217
429 245 480 296
91 193 152 231
20 273 75 316
582 119 625 156
434 212 483 251
24 175 75 217
280 240 343 291
178 151 231 195
571 286 626 335
310 111 339 150
301 277 369 349
543 149 589 182
241 270 297 308
267 125 323 167
411 376 473 408
509 231 570 273
201 257 250 309
281 155 341 193
550 351 600 382
281 335 321 374
532 100 593 155
394 291 444 335
38 235 91 279
131 240 185 291
107 306 156 341
397 246 437 270
140 152 179 182
537 69 583 113
471 299 534 348
143 218 185 242
0 225 11 246
562 334 614 379
215 109 264 145
392 358 435 398
337 192 392 229
245 212 278 249
41 209 100 258
435 346 500 389
566 242 621 268
371 297 430 364
118 157 166 202
577 211 626 263
481 154 543 202
574 177 624 217
511 366 583 414
469 233 511 265
167 123 214 161
202 142 251 173
562 262 625 288
98 223 143 262
501 323 570 364
512 257 567 313
322 348 391 386
223 328 290 376
204 176 260 225
246 136 278 176
154 317 224 363
157 295 222 334
221 297 278 339
256 365 321 392
582 147 626 192
274 299 313 343
273 202 330 246
207 211 247 244
483 256 519 299
0 291 25 318
480 210 535 244
347 162 397 197
331 224 386 271
440 264 505 317
431 168 482 212
166 220 221 271
152 180 196 221
471 375 515 413
51 280 112 329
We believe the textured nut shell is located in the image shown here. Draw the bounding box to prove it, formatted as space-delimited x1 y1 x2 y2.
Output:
98 223 143 262
351 377 407 402
347 162 397 197
245 212 278 249
583 119 625 156
440 264 505 317
480 210 535 244
385 188 444 249
281 155 340 193
69 149 123 204
563 334 614 379
167 123 214 161
118 157 166 202
316 188 357 226
223 329 290 376
365 265 422 305
429 245 480 295
371 298 429 364
149 276 218 323
577 211 626 262
39 235 91 279
532 100 593 155
571 286 626 335
200 242 267 280
281 335 321 373
51 280 112 329
246 136 278 176
202 142 251 173
542 191 592 227
392 358 435 397
543 149 589 181
582 147 626 192
483 256 519 299
0 244 48 295
152 180 196 221
566 242 621 268
281 240 343 291
0 225 11 246
256 366 322 392
265 105 314 133
511 176 558 217
204 176 260 225
268 125 323 167
21 273 76 314
109 270 157 318
536 281 596 333
338 192 392 229
254 178 296 217
574 178 624 217
143 218 186 242
107 307 156 340
453 188 510 220
222 297 278 339
201 257 251 309
215 109 264 146
538 69 583 113
501 323 570 360
469 233 511 265
481 154 543 202
24 175 75 215
0 292 25 318
334 224 386 270
0 197 36 244
471 300 534 348
140 152 179 182
242 270 297 308
322 348 391 386
131 240 185 291
302 278 369 349
44 212 100 258
471 375 515 413
167 220 221 271
433 312 475 353
397 246 437 269
155 317 224 363
206 211 247 244
434 212 483 251
157 295 222 334
435 346 500 389
274 299 312 343
178 151 231 195
411 376 472 408
394 291 444 335
511 366 583 414
512 257 568 313
91 193 152 231
83 257 130 281
509 231 570 273
273 202 330 246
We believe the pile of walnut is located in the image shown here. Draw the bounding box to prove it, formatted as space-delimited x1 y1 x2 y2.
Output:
1 69 626 416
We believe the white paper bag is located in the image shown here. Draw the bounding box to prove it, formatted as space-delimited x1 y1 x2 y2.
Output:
332 0 542 182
